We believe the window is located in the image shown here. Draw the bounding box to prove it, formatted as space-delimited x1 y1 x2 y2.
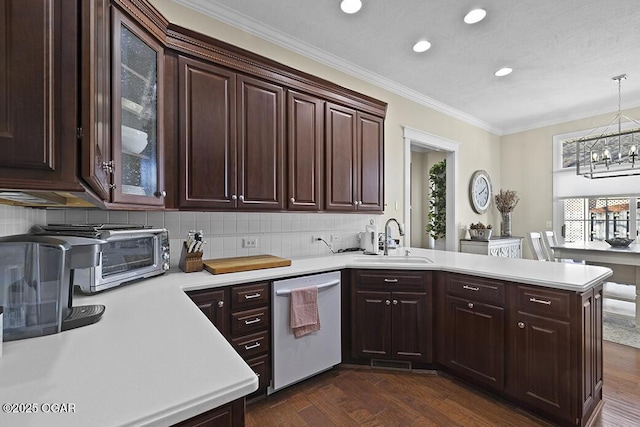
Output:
562 197 639 242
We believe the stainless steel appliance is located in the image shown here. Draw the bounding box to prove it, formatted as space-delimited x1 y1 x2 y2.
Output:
31 224 169 294
0 234 105 341
269 271 341 394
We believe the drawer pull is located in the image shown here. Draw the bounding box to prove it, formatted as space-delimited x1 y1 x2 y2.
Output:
463 285 480 291
518 321 525 329
244 293 262 300
384 278 398 283
385 299 391 305
529 297 552 305
468 302 474 309
245 342 261 350
244 317 261 325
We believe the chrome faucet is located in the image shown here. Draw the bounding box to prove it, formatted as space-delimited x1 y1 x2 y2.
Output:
383 218 405 255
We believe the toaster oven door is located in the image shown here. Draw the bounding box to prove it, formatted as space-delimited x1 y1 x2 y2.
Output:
101 235 157 277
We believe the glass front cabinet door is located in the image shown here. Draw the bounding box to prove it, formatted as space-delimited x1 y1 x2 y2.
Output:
111 8 165 206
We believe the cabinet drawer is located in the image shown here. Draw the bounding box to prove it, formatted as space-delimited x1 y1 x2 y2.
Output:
230 306 269 336
355 269 428 289
517 286 571 320
231 330 270 359
246 354 270 392
447 274 505 306
231 282 270 310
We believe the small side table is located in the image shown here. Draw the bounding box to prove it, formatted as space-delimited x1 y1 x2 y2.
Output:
460 236 523 259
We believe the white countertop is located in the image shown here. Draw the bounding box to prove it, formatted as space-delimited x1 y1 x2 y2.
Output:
0 247 612 426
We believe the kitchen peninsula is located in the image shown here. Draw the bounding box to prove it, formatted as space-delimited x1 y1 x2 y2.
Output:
0 249 611 427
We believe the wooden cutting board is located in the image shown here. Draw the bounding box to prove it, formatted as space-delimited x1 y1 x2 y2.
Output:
203 254 292 274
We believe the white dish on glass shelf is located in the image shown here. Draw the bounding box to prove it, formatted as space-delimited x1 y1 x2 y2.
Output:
122 97 144 114
121 125 148 154
122 185 147 196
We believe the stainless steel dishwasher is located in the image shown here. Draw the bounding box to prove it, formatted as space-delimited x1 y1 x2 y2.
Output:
268 271 341 394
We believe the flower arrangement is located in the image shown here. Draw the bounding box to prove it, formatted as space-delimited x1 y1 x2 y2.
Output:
495 189 519 213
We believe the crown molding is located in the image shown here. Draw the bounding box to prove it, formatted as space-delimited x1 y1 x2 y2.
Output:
173 0 503 135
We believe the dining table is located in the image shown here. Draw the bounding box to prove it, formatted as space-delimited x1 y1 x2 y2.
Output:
552 241 640 328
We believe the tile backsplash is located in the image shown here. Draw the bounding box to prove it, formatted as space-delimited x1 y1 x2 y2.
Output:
0 204 46 236
42 209 384 266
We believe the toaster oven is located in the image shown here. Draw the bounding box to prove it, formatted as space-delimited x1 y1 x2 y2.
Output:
30 224 170 294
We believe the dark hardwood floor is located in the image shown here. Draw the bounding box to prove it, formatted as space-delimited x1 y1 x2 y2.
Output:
247 341 640 426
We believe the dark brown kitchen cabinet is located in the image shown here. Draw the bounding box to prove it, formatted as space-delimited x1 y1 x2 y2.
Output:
444 295 505 390
236 75 285 210
175 57 284 211
81 0 167 207
177 55 237 209
434 273 603 426
172 397 244 427
442 274 506 390
325 103 383 212
0 0 82 193
352 270 431 362
509 285 575 424
186 288 229 338
287 90 324 210
356 112 384 211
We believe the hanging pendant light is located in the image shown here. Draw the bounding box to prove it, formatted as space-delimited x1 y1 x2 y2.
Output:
571 74 640 179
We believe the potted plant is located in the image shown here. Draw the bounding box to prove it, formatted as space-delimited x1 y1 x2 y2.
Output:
426 160 446 247
495 189 519 237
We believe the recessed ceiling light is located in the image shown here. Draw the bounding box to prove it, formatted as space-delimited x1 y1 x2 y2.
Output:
340 0 362 14
495 67 513 77
464 8 487 24
412 40 431 53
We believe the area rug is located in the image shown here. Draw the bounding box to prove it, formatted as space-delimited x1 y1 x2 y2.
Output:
603 312 640 349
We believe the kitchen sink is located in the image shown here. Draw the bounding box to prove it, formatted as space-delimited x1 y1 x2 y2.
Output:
349 255 434 267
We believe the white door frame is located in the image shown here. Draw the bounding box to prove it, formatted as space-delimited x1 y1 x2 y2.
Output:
403 126 460 251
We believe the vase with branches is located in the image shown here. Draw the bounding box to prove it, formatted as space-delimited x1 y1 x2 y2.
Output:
495 189 519 236
426 160 446 242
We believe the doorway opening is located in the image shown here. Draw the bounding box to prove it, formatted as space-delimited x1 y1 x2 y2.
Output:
403 126 460 251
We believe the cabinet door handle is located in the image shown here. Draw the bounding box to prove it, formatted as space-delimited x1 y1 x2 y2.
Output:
468 302 474 309
109 184 117 190
244 317 261 325
392 299 398 305
463 285 480 291
245 342 261 350
518 321 525 329
154 190 166 198
529 297 551 305
384 278 398 283
239 195 245 202
290 197 295 203
385 299 391 305
217 301 224 308
244 293 262 300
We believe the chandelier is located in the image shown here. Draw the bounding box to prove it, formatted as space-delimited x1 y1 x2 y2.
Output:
570 74 640 179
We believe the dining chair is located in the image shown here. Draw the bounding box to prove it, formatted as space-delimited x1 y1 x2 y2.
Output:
526 232 550 261
541 230 558 262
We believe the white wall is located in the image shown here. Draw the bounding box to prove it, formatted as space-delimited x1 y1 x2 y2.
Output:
501 106 640 259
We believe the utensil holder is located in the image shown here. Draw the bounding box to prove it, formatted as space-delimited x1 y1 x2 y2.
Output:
179 242 203 273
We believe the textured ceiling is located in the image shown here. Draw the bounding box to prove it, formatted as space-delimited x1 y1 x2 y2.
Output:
175 0 640 135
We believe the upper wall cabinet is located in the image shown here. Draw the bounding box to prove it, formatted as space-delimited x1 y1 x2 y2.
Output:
176 55 285 210
177 56 237 209
287 90 324 211
236 75 285 210
325 104 384 212
81 0 167 208
0 0 82 193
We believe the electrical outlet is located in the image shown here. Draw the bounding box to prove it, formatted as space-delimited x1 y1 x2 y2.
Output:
242 237 258 248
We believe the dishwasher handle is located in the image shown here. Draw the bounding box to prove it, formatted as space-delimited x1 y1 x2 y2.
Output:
275 279 340 296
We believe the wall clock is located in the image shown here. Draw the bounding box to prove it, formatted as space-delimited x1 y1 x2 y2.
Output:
469 170 492 214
